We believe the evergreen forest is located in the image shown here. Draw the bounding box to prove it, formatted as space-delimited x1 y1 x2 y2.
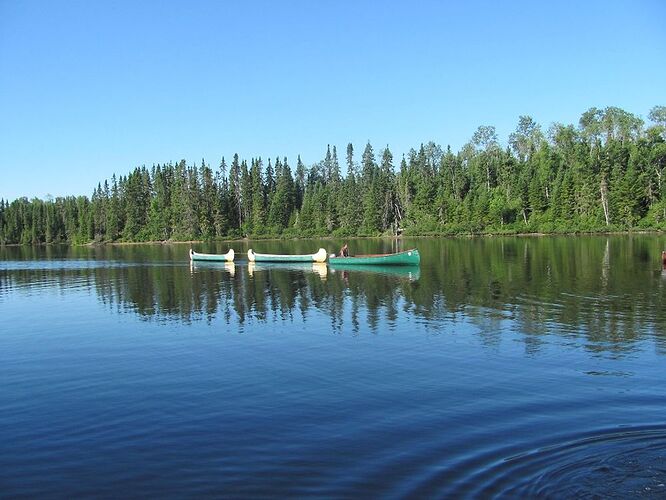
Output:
1 105 666 245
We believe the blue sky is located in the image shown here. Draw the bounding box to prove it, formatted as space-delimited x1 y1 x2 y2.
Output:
1 0 664 201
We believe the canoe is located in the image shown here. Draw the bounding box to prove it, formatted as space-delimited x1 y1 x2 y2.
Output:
247 248 327 263
329 248 420 266
189 248 235 262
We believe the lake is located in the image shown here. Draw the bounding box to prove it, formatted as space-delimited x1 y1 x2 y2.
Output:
2 235 666 497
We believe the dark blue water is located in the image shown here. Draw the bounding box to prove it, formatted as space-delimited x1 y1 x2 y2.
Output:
2 236 666 497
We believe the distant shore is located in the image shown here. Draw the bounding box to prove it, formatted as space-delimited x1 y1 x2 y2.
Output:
2 229 664 248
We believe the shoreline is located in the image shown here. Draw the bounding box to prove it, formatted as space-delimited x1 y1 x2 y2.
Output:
1 229 664 248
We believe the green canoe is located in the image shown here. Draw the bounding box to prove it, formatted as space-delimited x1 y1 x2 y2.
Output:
247 248 328 263
190 248 235 262
329 248 420 266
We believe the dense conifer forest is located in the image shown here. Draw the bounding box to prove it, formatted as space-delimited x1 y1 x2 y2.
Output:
1 106 665 245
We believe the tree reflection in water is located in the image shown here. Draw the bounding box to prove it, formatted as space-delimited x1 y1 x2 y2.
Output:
1 236 665 354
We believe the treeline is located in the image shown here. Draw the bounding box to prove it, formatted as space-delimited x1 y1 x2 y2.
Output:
1 105 665 245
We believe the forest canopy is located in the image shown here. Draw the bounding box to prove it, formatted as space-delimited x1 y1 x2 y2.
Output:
1 105 665 245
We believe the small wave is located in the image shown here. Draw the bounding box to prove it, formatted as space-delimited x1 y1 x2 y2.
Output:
444 425 666 498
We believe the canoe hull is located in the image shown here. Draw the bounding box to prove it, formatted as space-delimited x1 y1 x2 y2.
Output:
190 248 235 262
248 248 327 263
329 249 420 266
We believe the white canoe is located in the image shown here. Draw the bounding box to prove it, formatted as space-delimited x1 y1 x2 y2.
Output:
247 248 327 263
189 248 235 262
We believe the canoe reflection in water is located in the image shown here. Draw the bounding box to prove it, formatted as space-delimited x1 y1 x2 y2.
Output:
248 261 328 279
190 260 235 276
330 264 421 281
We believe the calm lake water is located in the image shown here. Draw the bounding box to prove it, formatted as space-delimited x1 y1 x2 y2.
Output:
2 235 666 497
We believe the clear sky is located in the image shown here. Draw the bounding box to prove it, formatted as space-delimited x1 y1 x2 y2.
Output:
1 0 664 201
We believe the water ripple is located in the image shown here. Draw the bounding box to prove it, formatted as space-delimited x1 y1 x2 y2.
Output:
0 260 162 271
428 425 666 498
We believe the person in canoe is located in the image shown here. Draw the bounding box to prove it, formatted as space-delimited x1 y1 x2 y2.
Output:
339 243 349 257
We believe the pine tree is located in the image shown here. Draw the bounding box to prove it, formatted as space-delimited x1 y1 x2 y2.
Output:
199 159 217 239
360 142 381 233
240 160 252 235
295 155 306 210
229 154 242 231
216 157 230 236
250 158 266 234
